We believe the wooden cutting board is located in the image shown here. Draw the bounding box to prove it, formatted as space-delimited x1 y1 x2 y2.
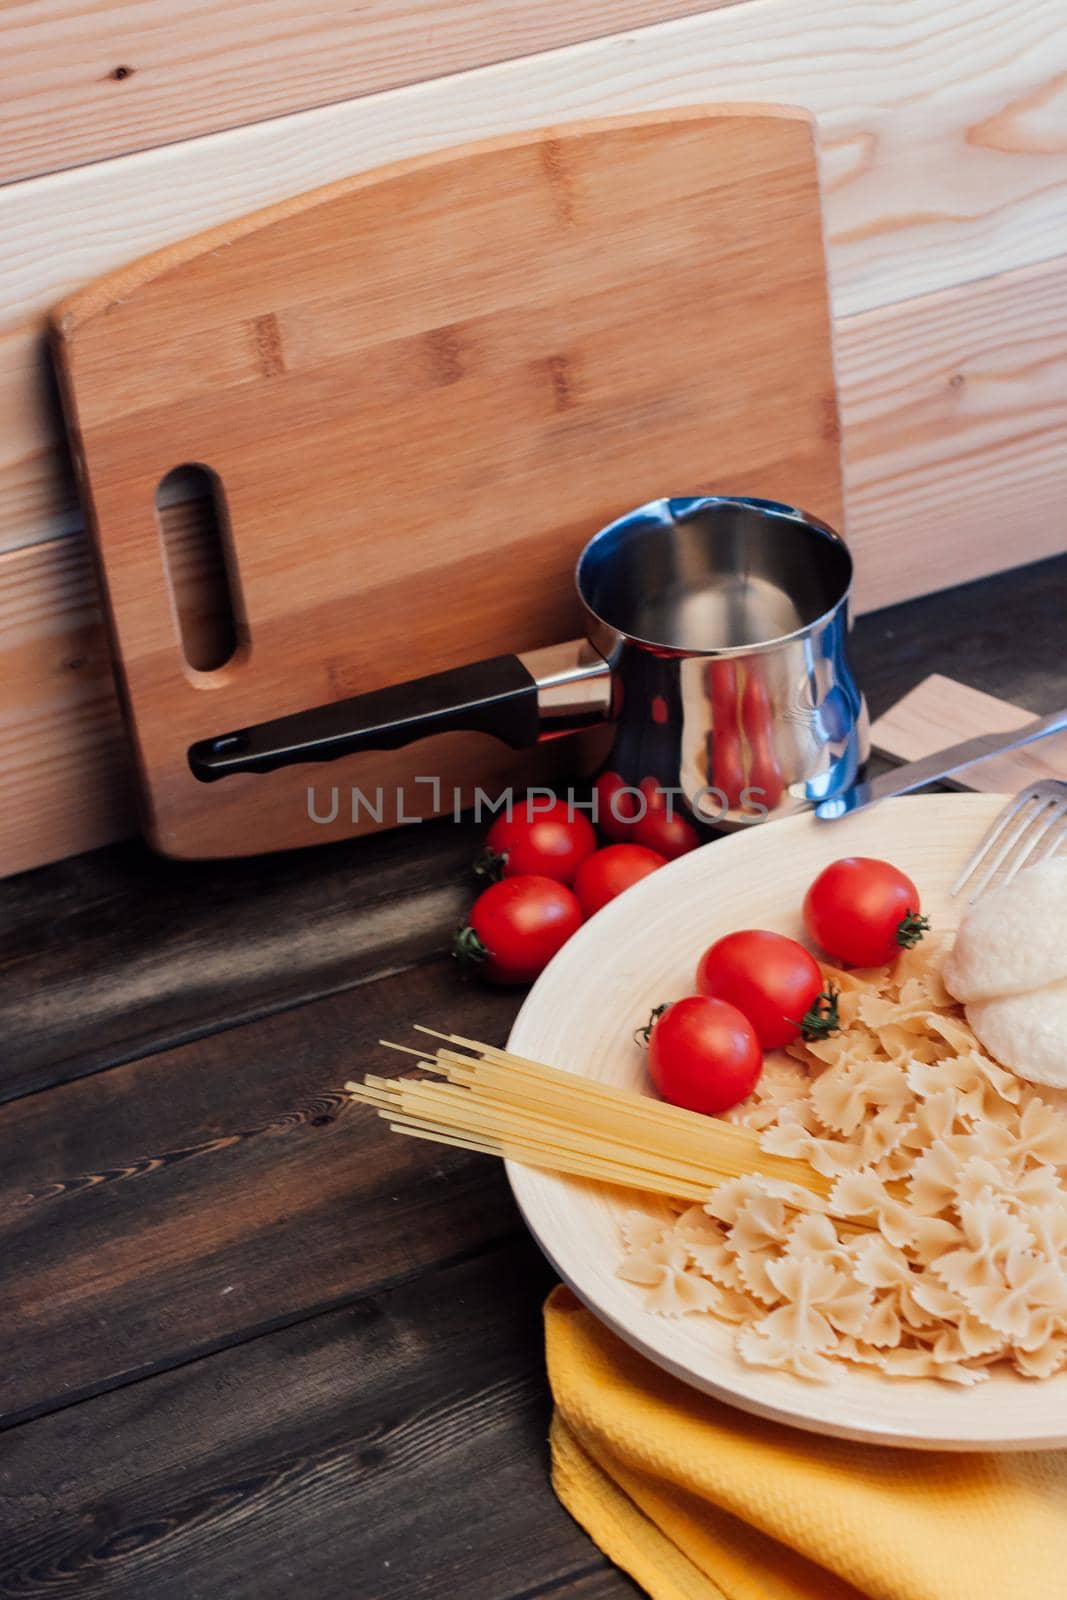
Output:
872 675 1067 791
52 106 843 859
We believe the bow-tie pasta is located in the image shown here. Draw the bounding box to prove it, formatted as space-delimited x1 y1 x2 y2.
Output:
618 936 1067 1384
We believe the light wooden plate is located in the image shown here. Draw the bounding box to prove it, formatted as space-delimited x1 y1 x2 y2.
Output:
507 792 1067 1451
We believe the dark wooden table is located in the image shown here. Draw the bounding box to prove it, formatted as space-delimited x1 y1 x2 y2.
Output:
2 552 1065 1599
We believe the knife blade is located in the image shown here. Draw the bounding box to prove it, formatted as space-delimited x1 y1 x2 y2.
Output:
815 706 1067 820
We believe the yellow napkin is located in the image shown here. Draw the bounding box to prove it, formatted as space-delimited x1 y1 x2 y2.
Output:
545 1285 1067 1600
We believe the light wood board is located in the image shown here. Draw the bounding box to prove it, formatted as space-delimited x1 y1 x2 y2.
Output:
0 536 136 874
0 0 733 186
4 0 1067 560
839 256 1067 612
53 107 841 859
872 675 1067 793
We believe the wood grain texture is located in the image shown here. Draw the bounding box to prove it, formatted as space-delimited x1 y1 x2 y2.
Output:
1 561 1065 1595
871 673 1067 791
0 0 733 186
53 107 841 860
0 1243 615 1600
0 535 136 873
840 255 1067 613
4 549 1065 1092
0 810 489 1099
0 958 521 1424
2 0 1066 559
7 247 1067 877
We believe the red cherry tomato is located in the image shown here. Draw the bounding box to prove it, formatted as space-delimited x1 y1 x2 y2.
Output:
574 843 666 918
646 995 762 1114
484 796 596 884
803 857 928 968
594 770 641 841
696 929 825 1049
456 875 582 985
631 779 701 860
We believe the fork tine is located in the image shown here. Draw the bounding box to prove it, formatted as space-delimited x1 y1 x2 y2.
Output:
1005 795 1067 881
952 780 1067 899
951 789 1037 898
963 795 1047 901
1033 811 1067 864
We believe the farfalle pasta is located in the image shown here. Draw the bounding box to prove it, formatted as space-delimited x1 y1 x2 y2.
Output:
617 938 1067 1384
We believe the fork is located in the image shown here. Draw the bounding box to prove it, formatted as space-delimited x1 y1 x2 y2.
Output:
951 779 1067 900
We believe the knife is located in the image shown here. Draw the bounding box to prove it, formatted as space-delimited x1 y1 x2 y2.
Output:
815 706 1067 820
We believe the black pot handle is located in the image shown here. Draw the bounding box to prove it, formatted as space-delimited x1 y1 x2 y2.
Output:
188 655 541 782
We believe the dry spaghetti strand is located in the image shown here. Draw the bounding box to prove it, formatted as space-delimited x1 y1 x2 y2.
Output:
345 1031 832 1203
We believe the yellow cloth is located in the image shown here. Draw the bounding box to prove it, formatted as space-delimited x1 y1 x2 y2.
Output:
544 1285 1067 1600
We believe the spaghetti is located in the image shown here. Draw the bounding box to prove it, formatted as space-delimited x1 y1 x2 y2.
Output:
346 1027 832 1203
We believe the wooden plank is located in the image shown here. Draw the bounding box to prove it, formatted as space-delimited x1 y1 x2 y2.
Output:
841 257 1067 613
0 806 494 1099
2 0 1067 557
5 247 1067 877
526 1567 638 1598
871 674 1067 792
0 0 733 187
53 107 841 860
534 1568 643 1593
846 549 1067 736
0 957 524 1423
0 1242 620 1599
0 537 136 875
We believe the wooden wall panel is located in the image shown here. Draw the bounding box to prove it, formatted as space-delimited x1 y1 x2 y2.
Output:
1 0 734 186
2 0 1067 557
4 252 1065 877
840 255 1067 612
0 538 135 875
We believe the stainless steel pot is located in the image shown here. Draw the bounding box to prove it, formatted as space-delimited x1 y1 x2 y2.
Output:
189 496 869 829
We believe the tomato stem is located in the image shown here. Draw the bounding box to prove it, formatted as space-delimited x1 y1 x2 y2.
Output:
634 1002 671 1048
798 984 841 1041
896 909 930 950
473 848 507 883
452 925 488 969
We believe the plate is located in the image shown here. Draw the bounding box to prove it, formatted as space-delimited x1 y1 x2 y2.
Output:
507 793 1067 1450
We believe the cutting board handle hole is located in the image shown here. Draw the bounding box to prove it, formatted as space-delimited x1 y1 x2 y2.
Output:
155 464 244 676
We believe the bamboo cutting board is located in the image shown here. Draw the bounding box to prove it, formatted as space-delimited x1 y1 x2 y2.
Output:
52 106 843 859
872 675 1067 790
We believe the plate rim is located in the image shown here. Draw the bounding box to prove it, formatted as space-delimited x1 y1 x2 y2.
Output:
506 793 1067 1451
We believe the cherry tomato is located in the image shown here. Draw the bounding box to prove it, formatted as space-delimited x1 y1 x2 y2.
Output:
696 929 825 1049
631 779 701 860
574 843 666 918
455 875 582 985
483 796 596 884
594 770 641 841
803 857 929 968
645 995 762 1115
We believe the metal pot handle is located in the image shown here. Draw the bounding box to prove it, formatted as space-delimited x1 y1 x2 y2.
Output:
187 641 612 782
